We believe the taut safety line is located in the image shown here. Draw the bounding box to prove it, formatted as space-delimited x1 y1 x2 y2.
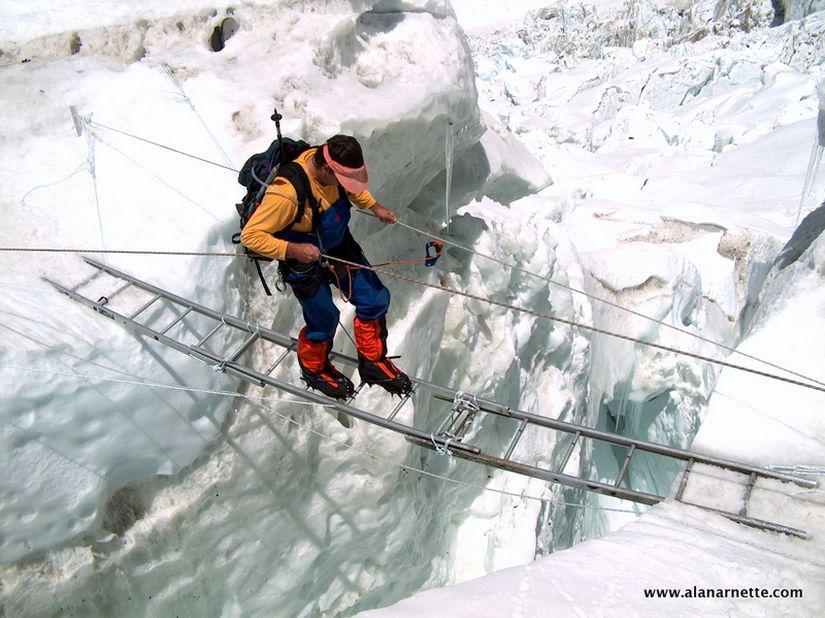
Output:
2 244 824 395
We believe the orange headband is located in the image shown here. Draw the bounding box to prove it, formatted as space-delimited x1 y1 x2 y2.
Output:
323 144 369 194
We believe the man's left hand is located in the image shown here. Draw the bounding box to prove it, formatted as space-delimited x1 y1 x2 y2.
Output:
372 204 398 224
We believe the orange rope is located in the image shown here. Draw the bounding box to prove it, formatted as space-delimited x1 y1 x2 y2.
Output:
326 242 443 302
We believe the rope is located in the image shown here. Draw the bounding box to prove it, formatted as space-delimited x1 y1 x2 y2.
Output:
162 62 235 170
19 161 88 206
321 253 825 396
53 117 824 390
431 433 455 456
83 117 108 261
92 132 222 223
4 243 824 394
3 241 824 393
85 119 237 172
384 215 825 390
0 247 238 256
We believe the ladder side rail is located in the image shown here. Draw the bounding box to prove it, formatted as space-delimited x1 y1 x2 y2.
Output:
81 257 297 348
423 386 817 489
683 502 809 540
207 354 481 457
406 435 664 506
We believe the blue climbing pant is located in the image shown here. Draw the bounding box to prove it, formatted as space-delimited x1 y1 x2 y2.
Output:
279 229 390 342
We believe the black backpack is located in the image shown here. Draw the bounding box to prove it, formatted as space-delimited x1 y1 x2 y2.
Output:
232 111 320 295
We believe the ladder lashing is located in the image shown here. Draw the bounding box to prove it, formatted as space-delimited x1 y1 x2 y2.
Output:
71 268 103 292
675 458 694 501
435 392 480 441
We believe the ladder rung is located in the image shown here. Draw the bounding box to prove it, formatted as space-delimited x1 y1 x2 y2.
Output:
107 280 133 302
435 409 457 435
739 472 758 516
615 444 636 487
265 344 294 375
159 307 193 336
387 391 413 422
557 431 581 473
71 269 103 292
196 321 225 347
129 294 161 320
503 418 529 460
675 458 694 501
226 331 260 363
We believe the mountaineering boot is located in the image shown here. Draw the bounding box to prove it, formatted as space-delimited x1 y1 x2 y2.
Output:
297 328 354 400
354 316 412 395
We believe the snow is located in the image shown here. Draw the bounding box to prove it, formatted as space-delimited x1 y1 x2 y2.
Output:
1 0 825 616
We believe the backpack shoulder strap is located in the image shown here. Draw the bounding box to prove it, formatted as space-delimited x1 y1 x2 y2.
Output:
278 161 321 233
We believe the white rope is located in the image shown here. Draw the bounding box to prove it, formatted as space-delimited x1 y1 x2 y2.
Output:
19 161 88 206
53 117 825 390
431 433 455 457
162 62 235 170
92 132 222 223
387 215 825 390
83 115 108 263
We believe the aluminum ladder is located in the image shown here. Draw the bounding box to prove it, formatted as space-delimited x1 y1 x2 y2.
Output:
46 257 819 538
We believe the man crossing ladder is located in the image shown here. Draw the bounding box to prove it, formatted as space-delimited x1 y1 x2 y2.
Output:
240 134 412 399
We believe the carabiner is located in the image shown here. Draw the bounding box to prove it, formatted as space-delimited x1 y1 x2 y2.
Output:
425 241 444 267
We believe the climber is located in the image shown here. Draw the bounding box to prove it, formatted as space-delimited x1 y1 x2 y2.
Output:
240 134 412 399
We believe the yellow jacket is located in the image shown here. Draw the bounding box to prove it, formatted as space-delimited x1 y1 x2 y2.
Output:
240 148 377 260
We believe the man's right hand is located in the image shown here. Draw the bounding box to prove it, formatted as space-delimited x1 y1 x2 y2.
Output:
286 242 321 263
